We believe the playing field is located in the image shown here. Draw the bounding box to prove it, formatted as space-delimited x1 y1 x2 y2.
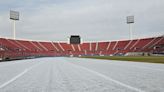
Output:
0 57 164 92
81 56 164 64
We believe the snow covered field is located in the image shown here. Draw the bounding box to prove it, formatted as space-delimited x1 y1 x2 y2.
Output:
0 57 164 92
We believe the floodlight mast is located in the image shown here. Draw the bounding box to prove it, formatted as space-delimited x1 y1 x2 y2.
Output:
13 20 16 39
10 10 19 39
129 23 132 40
67 36 70 44
127 16 134 40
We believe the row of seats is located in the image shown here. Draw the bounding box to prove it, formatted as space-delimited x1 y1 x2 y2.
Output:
0 36 163 59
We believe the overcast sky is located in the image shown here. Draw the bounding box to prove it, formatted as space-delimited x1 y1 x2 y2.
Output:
0 0 164 42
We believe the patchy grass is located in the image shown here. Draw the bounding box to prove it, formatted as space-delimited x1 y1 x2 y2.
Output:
81 56 164 64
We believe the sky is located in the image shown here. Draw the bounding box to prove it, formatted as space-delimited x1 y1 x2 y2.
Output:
0 0 164 42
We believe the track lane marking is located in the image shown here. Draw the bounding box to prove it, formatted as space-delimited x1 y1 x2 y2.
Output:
0 62 42 89
68 62 145 92
73 58 164 72
127 65 164 72
0 60 31 68
108 61 164 72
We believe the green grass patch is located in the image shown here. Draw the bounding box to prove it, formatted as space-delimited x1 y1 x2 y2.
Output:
81 56 164 64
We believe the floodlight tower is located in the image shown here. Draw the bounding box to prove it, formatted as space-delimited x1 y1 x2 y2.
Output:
126 16 134 40
10 10 19 39
67 36 70 44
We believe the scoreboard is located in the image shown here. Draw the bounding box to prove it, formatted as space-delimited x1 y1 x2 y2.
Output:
70 35 81 44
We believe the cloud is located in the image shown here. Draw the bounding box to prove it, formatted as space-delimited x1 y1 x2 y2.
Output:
0 0 164 41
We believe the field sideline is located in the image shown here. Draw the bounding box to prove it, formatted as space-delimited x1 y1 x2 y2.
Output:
81 56 164 64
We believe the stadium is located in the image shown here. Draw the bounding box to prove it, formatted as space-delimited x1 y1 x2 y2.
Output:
0 35 164 60
0 0 164 92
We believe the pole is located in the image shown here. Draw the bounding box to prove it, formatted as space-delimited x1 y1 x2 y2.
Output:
13 20 16 39
67 36 70 44
129 23 132 40
81 38 83 44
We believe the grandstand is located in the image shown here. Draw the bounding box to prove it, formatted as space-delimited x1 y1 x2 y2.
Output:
0 35 163 61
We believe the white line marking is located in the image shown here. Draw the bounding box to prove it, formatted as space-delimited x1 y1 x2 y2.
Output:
69 62 145 92
0 62 21 68
79 58 164 72
0 62 42 89
127 65 164 72
108 61 164 72
0 60 30 68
